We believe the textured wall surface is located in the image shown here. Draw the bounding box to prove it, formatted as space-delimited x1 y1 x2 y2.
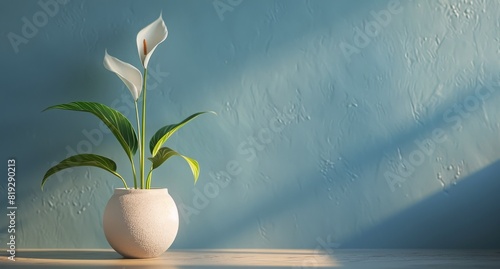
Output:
1 0 500 249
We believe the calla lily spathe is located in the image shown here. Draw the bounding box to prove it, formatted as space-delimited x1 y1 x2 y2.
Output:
104 14 167 100
137 14 168 69
103 50 143 101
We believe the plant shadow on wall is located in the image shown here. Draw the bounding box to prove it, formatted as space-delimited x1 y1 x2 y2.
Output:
339 75 500 248
172 0 407 247
382 79 500 192
180 70 500 249
343 159 500 248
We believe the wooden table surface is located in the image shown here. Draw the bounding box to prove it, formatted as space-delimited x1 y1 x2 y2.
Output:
1 249 499 268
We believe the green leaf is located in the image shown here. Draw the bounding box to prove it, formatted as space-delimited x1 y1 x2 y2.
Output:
150 111 215 157
45 102 138 161
41 154 128 190
148 147 200 184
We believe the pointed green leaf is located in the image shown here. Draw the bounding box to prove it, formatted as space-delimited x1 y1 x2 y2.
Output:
148 147 200 184
45 102 138 160
150 111 215 157
41 154 128 190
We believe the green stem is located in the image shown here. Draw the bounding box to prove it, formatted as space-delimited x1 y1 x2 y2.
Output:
118 174 129 189
146 166 153 189
130 158 137 189
133 101 141 189
140 69 148 189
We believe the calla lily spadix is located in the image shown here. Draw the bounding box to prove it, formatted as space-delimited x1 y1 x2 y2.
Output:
103 50 143 101
137 14 168 69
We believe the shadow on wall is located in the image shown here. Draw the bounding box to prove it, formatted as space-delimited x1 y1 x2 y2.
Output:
343 159 500 249
180 71 500 249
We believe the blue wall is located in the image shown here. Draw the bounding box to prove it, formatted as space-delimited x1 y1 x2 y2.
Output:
1 0 500 249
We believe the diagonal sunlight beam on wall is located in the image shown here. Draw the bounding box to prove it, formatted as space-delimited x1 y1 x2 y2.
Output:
172 0 500 249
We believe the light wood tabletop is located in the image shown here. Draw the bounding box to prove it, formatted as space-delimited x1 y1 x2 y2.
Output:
1 249 499 268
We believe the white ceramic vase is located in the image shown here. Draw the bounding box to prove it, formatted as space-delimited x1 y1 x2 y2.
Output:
103 188 179 258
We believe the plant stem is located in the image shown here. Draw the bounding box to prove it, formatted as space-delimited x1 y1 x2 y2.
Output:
133 101 141 189
140 69 148 189
118 174 129 190
130 158 137 189
146 167 153 189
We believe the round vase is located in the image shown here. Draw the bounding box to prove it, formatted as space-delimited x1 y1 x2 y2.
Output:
103 188 179 258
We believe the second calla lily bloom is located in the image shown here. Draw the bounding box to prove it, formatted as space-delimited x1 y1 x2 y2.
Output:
137 14 168 69
103 14 167 101
103 51 143 101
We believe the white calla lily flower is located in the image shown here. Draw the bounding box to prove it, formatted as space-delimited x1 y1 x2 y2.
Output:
103 50 143 101
137 14 168 69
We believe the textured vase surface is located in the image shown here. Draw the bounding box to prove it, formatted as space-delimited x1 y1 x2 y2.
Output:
103 188 179 258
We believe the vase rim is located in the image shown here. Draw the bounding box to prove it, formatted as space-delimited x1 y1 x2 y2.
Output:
113 188 169 194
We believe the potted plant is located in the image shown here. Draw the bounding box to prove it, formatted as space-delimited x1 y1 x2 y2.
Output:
41 14 214 258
